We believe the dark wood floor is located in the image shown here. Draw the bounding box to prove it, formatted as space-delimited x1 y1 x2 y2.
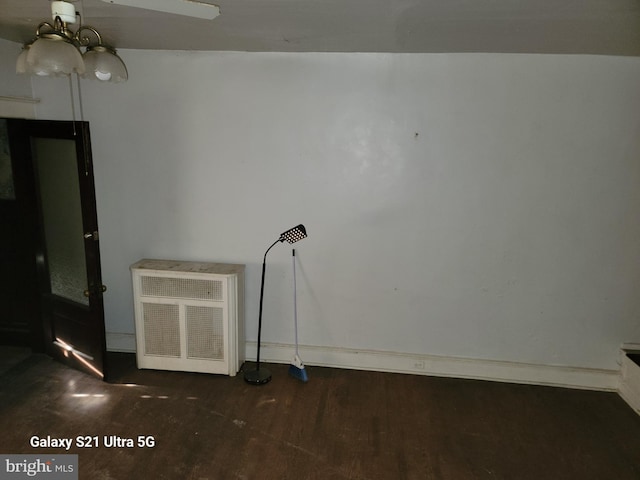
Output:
1 350 640 479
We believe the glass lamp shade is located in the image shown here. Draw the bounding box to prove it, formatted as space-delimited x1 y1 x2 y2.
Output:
82 46 128 82
16 46 30 74
26 35 85 76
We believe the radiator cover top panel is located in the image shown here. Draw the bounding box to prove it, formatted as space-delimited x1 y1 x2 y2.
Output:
131 259 245 376
141 276 223 301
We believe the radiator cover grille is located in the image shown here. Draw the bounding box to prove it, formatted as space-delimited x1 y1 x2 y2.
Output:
143 303 181 357
186 305 224 360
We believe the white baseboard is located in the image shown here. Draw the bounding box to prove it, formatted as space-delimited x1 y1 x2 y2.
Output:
106 332 619 392
247 341 620 392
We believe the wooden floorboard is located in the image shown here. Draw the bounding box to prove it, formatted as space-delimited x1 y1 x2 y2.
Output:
1 351 640 479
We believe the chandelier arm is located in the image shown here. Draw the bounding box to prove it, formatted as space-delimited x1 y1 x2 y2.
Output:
54 16 65 31
75 25 103 47
36 16 75 41
35 21 55 37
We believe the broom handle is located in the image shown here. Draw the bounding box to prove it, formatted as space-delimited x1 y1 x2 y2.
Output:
293 249 299 356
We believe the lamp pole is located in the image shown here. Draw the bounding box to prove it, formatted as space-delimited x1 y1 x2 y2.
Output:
244 239 279 385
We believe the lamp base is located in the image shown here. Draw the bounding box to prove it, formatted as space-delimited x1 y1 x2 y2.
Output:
244 367 272 385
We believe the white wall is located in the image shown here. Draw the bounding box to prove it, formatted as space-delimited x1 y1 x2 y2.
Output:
0 39 32 97
30 50 640 374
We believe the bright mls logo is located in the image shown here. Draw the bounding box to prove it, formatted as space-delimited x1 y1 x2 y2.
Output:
0 455 77 479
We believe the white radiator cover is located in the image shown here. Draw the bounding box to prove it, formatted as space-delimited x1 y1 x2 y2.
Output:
131 259 245 376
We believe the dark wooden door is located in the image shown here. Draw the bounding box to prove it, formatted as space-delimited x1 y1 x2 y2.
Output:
5 119 107 379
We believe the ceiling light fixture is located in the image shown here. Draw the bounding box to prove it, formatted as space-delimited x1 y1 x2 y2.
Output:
17 1 127 83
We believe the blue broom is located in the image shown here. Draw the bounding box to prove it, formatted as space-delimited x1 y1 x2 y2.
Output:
288 249 308 382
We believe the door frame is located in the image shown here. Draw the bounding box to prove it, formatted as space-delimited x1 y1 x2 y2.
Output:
3 119 42 350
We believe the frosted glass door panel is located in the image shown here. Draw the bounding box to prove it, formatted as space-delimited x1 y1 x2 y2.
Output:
33 138 89 306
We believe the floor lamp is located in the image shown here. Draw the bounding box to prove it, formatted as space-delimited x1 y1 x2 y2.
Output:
244 224 308 385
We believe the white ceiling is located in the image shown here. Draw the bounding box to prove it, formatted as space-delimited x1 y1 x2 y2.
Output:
0 0 639 55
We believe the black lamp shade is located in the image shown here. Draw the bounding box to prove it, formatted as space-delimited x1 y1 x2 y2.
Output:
280 224 307 244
